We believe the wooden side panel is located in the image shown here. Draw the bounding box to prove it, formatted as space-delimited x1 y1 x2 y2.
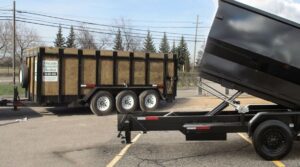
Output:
134 61 145 85
29 57 34 96
33 57 37 95
82 58 96 94
149 62 164 84
62 57 78 95
167 62 175 94
42 56 59 96
100 60 113 85
117 60 130 85
168 62 174 77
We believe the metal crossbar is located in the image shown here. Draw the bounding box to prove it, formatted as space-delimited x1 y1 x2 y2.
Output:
197 82 249 114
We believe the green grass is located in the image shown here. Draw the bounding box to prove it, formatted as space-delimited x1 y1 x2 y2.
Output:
0 83 25 97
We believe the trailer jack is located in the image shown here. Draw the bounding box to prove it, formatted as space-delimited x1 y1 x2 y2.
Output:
118 114 148 144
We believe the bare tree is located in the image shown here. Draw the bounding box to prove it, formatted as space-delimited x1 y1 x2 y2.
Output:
0 21 41 64
76 25 97 49
0 22 11 59
113 18 141 51
16 23 40 62
97 34 111 50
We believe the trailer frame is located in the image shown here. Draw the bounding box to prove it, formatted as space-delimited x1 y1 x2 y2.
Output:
117 104 300 160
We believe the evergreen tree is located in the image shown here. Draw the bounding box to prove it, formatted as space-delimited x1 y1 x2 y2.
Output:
66 26 76 48
159 32 170 53
171 40 176 54
143 31 156 53
177 36 190 72
113 29 124 51
54 25 65 48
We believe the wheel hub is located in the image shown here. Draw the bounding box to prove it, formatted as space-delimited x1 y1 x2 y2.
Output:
121 95 134 110
263 129 285 150
96 96 110 111
145 94 157 109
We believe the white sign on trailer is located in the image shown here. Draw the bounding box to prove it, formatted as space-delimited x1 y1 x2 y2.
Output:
43 60 58 82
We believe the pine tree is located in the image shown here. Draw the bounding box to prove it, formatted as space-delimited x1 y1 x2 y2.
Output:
54 25 65 48
66 26 76 48
171 40 176 54
177 36 190 72
159 32 170 53
113 29 124 51
143 31 156 53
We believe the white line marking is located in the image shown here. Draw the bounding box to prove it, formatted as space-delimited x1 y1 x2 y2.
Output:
106 133 142 167
237 133 286 167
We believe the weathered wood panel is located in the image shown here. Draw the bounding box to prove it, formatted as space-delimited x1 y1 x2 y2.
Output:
82 58 96 94
117 60 130 85
134 61 145 85
149 62 164 84
62 58 78 95
100 60 113 85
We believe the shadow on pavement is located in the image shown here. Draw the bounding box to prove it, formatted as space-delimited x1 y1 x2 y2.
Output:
46 106 93 116
0 107 42 121
46 106 117 116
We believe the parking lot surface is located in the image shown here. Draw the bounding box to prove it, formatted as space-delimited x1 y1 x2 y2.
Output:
0 89 299 167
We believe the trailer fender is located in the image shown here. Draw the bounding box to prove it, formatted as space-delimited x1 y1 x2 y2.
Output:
248 112 295 137
82 88 102 103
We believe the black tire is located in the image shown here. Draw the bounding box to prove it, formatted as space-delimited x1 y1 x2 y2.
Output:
19 63 29 88
139 90 160 112
90 91 114 116
253 120 293 160
116 90 138 114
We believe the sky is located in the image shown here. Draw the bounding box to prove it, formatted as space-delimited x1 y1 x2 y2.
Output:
1 0 300 62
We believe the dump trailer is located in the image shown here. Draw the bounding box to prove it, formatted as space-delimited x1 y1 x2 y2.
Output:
20 47 177 115
117 0 300 160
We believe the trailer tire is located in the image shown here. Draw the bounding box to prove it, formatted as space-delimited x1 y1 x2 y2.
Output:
116 90 138 113
19 63 29 88
253 120 293 160
139 90 160 112
90 91 114 116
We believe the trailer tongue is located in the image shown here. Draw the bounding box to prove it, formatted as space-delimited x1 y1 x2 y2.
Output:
118 0 300 160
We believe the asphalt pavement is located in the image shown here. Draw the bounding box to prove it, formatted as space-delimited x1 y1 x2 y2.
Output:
0 89 299 167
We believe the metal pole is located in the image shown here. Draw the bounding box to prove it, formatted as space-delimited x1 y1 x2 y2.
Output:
192 15 199 71
13 0 17 110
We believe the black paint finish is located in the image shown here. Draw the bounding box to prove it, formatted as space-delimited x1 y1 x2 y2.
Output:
201 0 300 108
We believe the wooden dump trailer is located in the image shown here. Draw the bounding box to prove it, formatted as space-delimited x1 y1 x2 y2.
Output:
21 47 177 115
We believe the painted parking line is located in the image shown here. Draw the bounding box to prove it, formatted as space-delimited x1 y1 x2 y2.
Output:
237 133 286 167
106 133 142 167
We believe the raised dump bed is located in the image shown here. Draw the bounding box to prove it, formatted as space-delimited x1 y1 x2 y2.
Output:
21 47 177 115
117 0 300 161
200 0 300 109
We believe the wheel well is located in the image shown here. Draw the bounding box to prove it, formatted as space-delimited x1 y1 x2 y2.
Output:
249 116 294 137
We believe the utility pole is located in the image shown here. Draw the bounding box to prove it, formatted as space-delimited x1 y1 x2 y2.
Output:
193 15 203 95
192 15 199 72
13 0 17 110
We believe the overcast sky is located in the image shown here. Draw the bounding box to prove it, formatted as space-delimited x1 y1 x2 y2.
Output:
1 0 300 61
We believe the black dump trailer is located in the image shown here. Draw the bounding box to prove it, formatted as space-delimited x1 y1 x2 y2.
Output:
117 0 300 160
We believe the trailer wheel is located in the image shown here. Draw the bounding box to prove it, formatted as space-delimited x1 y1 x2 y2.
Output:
90 91 114 116
116 90 138 113
139 90 160 112
19 63 29 88
253 120 293 160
